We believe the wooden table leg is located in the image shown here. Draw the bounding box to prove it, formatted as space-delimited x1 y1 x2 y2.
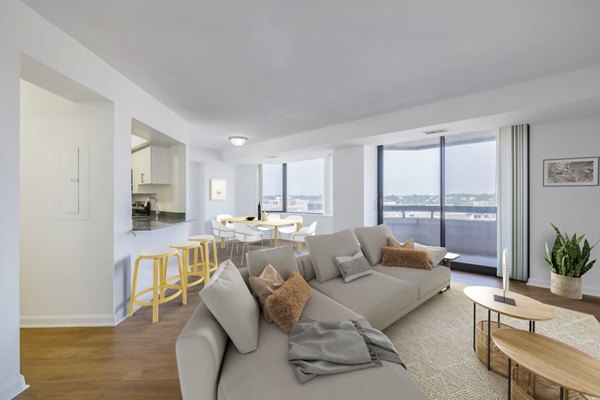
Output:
508 358 512 399
473 303 476 352
487 309 491 371
273 227 279 247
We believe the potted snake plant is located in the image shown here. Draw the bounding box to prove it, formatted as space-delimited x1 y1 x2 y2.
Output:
544 224 598 299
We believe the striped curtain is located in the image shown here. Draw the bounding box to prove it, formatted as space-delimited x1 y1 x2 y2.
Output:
497 124 529 281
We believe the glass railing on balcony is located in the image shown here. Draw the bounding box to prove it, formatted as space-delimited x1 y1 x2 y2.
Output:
383 205 497 268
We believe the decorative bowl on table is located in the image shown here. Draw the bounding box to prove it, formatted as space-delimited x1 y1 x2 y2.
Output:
245 216 256 221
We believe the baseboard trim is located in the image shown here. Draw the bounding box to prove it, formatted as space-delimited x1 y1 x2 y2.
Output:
20 314 115 328
0 374 28 400
527 278 600 297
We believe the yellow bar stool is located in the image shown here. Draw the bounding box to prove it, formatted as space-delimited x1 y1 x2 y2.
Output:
169 241 205 294
128 248 186 323
188 234 219 280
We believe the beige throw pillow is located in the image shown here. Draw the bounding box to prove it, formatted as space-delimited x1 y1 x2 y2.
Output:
248 264 284 322
381 246 432 270
264 272 312 333
387 236 415 249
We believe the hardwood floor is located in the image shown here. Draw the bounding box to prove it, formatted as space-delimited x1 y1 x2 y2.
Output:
17 247 600 399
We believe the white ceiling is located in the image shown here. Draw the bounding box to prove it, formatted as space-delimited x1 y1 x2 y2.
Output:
22 0 600 149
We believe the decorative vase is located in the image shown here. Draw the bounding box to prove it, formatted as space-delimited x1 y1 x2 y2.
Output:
550 272 582 300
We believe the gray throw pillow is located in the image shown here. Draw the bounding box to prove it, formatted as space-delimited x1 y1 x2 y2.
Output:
414 243 448 267
246 246 299 279
305 229 361 283
335 251 373 283
200 259 259 354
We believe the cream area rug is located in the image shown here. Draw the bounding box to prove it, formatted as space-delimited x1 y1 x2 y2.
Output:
383 282 600 400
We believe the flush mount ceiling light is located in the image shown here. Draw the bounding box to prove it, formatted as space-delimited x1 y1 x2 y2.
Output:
228 136 248 146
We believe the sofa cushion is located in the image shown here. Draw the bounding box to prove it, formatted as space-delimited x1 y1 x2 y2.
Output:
353 224 393 266
309 271 418 330
373 264 451 298
305 229 361 283
335 251 372 283
265 272 312 333
200 260 259 354
295 254 316 281
246 246 299 279
414 243 447 267
218 291 428 400
381 246 432 270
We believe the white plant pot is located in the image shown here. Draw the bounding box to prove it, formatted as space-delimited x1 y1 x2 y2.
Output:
550 271 582 300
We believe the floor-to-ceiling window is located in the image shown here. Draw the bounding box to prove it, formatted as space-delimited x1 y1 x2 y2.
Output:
383 139 441 245
380 132 497 272
444 134 497 269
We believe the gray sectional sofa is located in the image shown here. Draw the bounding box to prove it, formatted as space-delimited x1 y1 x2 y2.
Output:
176 225 451 400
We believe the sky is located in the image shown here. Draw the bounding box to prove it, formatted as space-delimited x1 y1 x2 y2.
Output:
384 140 497 196
263 159 324 196
262 139 497 197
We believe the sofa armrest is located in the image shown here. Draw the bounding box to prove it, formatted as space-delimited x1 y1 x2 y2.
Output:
176 302 228 400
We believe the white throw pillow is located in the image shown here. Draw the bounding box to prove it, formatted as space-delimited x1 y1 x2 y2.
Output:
414 243 448 267
200 259 259 354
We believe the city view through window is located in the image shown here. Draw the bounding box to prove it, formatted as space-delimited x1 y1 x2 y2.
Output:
262 159 325 214
383 134 497 268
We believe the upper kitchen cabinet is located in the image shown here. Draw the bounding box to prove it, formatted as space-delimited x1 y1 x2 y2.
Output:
132 145 171 191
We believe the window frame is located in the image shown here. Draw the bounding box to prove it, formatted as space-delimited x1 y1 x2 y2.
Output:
260 158 327 215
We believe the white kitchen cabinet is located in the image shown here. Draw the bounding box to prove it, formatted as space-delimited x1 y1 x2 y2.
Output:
132 146 171 192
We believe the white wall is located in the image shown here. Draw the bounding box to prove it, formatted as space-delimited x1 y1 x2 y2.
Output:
20 80 115 326
236 165 259 217
332 146 378 231
0 1 27 397
188 162 204 234
202 162 237 233
528 116 600 296
4 0 193 335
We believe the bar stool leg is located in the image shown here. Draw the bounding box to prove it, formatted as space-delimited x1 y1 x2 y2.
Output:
152 258 160 323
180 249 189 286
201 241 208 279
211 239 218 271
175 253 186 305
159 256 167 299
128 257 141 317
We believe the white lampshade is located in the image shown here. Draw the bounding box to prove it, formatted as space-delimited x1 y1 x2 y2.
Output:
228 136 248 146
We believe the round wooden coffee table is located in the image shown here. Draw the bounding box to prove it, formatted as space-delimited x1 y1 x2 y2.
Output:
463 286 555 372
492 328 600 399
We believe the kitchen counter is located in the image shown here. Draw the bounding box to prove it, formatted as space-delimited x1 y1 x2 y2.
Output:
132 212 191 231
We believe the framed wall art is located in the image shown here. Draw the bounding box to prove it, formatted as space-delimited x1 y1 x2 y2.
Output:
210 179 227 200
543 157 599 187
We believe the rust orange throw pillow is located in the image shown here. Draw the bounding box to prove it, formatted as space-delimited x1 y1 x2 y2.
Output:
381 246 432 270
264 272 312 333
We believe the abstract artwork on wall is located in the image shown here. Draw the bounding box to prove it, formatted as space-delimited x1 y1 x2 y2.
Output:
543 157 599 187
210 179 227 200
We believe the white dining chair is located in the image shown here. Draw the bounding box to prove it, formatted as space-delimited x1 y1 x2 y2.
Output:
278 215 304 240
232 223 264 266
257 213 281 244
289 220 317 252
216 214 234 228
211 219 235 250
